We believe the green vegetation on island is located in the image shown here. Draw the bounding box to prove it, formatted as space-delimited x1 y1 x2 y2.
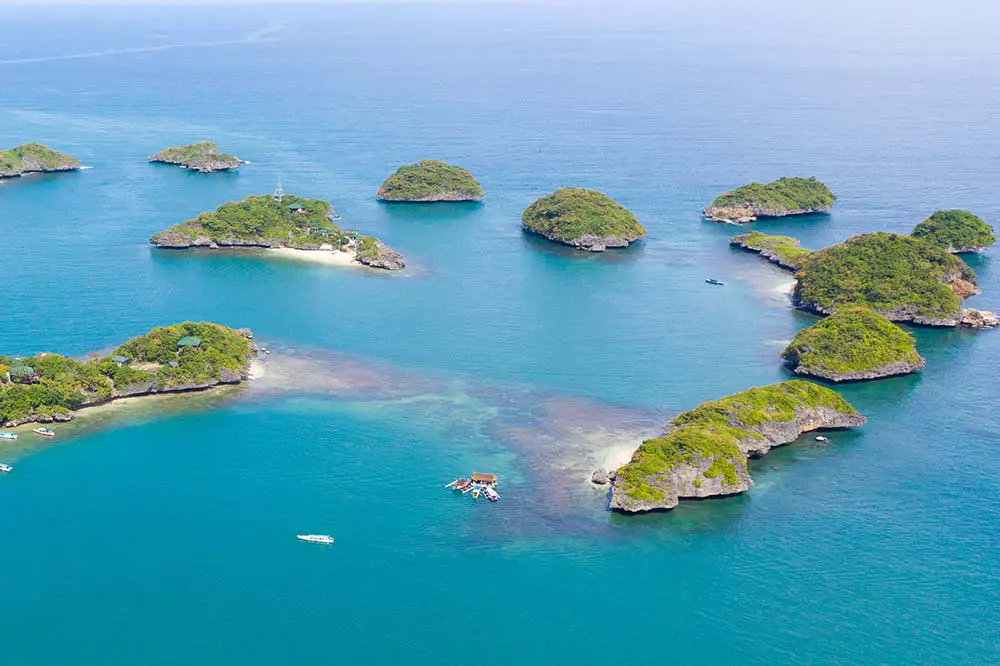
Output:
149 141 242 173
0 142 80 178
0 322 255 427
377 160 483 202
794 233 976 323
782 308 925 381
610 380 863 512
911 209 996 253
704 177 835 223
521 187 646 251
149 194 405 270
729 231 813 270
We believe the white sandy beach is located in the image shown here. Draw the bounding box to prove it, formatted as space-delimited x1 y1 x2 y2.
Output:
266 247 360 267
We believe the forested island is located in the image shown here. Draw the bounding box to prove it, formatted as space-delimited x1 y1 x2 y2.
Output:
704 177 835 223
149 141 242 173
150 194 405 270
793 233 980 326
521 188 646 251
911 210 996 254
609 380 865 513
0 322 256 427
377 160 483 202
782 308 925 381
730 231 813 270
0 142 80 178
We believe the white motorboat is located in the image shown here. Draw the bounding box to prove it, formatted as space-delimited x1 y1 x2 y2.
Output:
296 534 334 544
815 435 829 442
0 463 13 473
0 432 17 440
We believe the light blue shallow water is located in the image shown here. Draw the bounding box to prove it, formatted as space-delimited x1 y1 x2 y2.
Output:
1 2 999 663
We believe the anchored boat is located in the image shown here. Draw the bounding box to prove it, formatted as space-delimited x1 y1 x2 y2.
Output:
705 278 725 286
0 463 13 473
296 534 334 544
33 427 55 438
0 432 17 440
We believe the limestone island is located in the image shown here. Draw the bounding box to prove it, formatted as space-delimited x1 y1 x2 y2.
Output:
149 141 243 173
704 177 835 223
609 380 865 513
150 194 405 270
792 232 996 327
782 307 925 382
0 142 80 178
0 322 255 427
377 160 483 202
911 209 996 254
730 231 813 270
521 188 646 252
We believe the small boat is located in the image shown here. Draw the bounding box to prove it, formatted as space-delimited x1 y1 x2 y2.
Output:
815 435 829 442
471 484 481 499
461 483 475 494
446 477 470 490
0 463 13 473
483 486 500 502
33 427 55 438
296 534 334 544
0 432 17 440
705 278 725 286
330 211 342 221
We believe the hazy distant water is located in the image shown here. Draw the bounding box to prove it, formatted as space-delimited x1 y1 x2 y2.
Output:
1 2 999 663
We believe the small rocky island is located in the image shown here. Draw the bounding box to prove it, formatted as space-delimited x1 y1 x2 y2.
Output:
911 209 996 254
521 188 646 251
150 194 405 270
730 231 813 270
377 159 483 202
149 141 243 173
783 308 925 381
610 380 865 513
0 142 80 178
0 322 255 427
792 232 994 327
704 177 835 223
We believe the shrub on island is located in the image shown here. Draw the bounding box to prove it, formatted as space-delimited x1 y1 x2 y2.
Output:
911 210 996 253
609 380 864 513
793 233 977 325
729 231 813 270
0 322 255 427
150 194 405 270
377 160 483 202
521 187 646 252
0 142 80 178
782 308 925 381
704 177 835 223
149 141 242 173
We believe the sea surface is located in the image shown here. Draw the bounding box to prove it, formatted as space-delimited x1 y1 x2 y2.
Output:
1 2 999 663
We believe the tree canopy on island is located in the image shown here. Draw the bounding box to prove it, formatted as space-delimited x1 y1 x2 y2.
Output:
911 209 996 253
782 308 923 380
0 142 80 176
377 160 483 201
710 177 835 212
521 188 646 243
794 233 975 320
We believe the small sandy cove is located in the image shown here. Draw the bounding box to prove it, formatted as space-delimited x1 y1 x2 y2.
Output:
266 247 359 267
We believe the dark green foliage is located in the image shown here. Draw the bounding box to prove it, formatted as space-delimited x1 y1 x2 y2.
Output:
911 210 996 252
354 236 380 262
0 142 80 175
521 188 646 242
711 177 835 212
0 322 251 425
615 381 857 501
783 307 923 376
730 231 813 269
152 195 351 247
794 233 975 319
377 160 483 200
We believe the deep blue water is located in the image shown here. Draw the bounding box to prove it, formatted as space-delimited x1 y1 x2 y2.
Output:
1 2 999 663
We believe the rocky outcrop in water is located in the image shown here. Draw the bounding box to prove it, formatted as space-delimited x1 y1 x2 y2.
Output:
0 143 81 178
149 142 242 173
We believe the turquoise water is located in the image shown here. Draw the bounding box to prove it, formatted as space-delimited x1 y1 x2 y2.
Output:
1 2 999 663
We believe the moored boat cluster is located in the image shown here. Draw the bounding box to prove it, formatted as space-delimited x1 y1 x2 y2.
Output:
445 472 501 502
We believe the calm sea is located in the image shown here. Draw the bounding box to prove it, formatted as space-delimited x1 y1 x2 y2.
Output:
0 1 998 663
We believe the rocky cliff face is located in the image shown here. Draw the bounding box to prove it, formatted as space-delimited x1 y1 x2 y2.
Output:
608 405 866 513
377 187 481 202
525 228 639 252
355 240 406 270
790 357 926 382
703 203 829 224
149 143 242 173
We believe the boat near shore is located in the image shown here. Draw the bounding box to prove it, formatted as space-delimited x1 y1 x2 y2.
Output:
0 432 17 440
33 427 55 438
0 463 13 473
296 534 334 544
